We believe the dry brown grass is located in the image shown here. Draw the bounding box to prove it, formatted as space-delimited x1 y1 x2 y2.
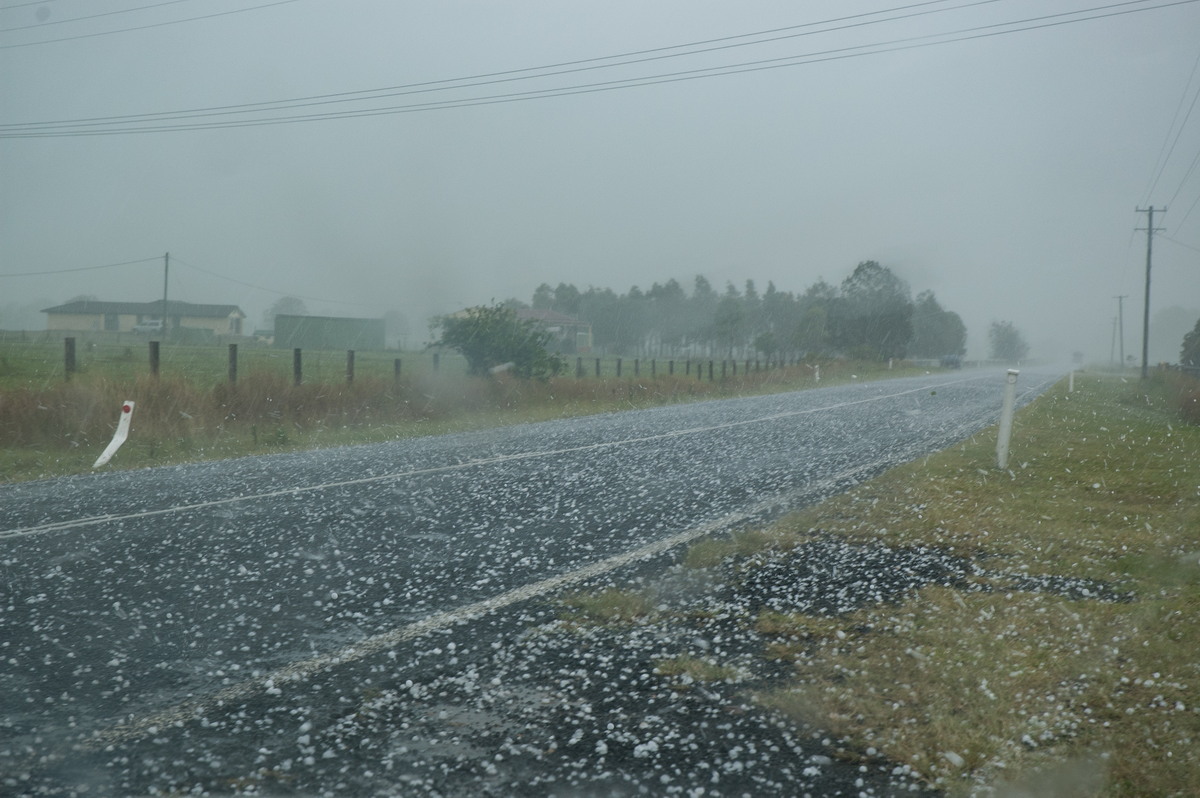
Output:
0 355 916 482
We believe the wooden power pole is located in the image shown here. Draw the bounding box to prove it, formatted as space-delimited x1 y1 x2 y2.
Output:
1134 208 1164 379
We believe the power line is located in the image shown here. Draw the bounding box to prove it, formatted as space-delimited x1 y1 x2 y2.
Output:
1173 187 1200 229
1141 43 1200 205
1 0 199 33
0 257 162 278
1165 138 1200 208
1159 233 1200 254
0 0 301 49
172 257 380 309
2 0 1195 137
0 0 1005 125
0 0 65 10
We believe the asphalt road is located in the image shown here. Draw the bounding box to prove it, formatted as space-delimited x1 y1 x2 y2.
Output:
0 367 1058 796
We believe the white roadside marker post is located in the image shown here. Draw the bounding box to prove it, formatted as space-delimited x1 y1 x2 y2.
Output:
93 401 135 468
996 370 1019 470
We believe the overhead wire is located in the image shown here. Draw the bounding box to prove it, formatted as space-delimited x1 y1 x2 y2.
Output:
0 0 302 49
3 0 1196 138
1140 44 1200 205
1 0 200 33
172 257 382 309
1159 234 1200 254
0 257 162 278
1172 187 1200 231
0 0 65 9
0 0 1007 126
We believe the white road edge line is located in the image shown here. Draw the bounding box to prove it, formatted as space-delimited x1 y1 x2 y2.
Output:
3 374 998 541
78 373 1061 749
86 461 883 749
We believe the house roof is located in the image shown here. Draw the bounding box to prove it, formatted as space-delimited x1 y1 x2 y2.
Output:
42 300 244 318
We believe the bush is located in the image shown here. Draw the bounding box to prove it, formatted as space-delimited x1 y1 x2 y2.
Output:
433 304 565 380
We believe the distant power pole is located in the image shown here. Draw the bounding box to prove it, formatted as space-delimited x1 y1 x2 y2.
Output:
1114 294 1128 367
1134 208 1164 379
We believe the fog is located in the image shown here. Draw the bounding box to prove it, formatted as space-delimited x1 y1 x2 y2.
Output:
2 0 1198 362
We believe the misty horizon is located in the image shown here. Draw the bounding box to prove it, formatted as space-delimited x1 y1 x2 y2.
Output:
3 1 1198 364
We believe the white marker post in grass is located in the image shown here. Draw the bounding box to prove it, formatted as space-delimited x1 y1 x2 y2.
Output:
93 401 135 468
995 370 1019 470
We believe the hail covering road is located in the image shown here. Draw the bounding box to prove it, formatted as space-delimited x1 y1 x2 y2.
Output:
1 368 1056 795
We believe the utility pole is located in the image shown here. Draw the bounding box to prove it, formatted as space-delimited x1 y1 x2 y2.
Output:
1134 208 1164 379
1114 294 1127 368
161 252 170 335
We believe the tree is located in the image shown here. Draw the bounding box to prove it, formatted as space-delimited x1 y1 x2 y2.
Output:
264 296 308 329
835 261 913 360
753 331 780 362
531 283 554 309
910 290 967 358
553 283 582 316
434 304 564 379
1181 317 1200 367
989 320 1029 361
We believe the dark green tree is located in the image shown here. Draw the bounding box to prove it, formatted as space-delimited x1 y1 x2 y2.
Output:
553 283 582 316
1181 317 1200 367
988 320 1029 361
910 290 967 357
714 283 745 357
435 304 564 379
531 283 554 309
835 261 913 360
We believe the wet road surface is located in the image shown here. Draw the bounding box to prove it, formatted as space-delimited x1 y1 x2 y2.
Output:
0 368 1058 795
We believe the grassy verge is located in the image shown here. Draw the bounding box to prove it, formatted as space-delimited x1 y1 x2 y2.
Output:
730 371 1200 795
0 353 920 483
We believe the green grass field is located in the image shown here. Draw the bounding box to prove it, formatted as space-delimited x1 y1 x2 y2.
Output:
694 371 1200 796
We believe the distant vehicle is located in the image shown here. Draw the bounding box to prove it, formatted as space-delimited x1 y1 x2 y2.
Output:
132 319 163 334
940 354 962 369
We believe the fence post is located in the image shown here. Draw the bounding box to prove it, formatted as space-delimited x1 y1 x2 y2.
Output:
149 341 160 378
651 359 656 377
721 360 727 379
576 356 583 378
64 337 76 380
616 358 622 377
394 358 402 382
708 360 714 381
996 369 1020 470
346 349 355 385
293 348 303 386
595 358 601 377
634 358 639 377
432 352 440 372
228 343 238 384
669 360 674 376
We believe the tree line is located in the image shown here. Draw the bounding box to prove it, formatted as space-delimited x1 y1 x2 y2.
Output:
515 261 969 362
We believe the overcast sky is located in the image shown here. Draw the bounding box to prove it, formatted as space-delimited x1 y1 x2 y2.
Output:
3 0 1199 360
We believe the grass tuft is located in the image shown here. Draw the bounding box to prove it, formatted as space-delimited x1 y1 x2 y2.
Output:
558 588 656 624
